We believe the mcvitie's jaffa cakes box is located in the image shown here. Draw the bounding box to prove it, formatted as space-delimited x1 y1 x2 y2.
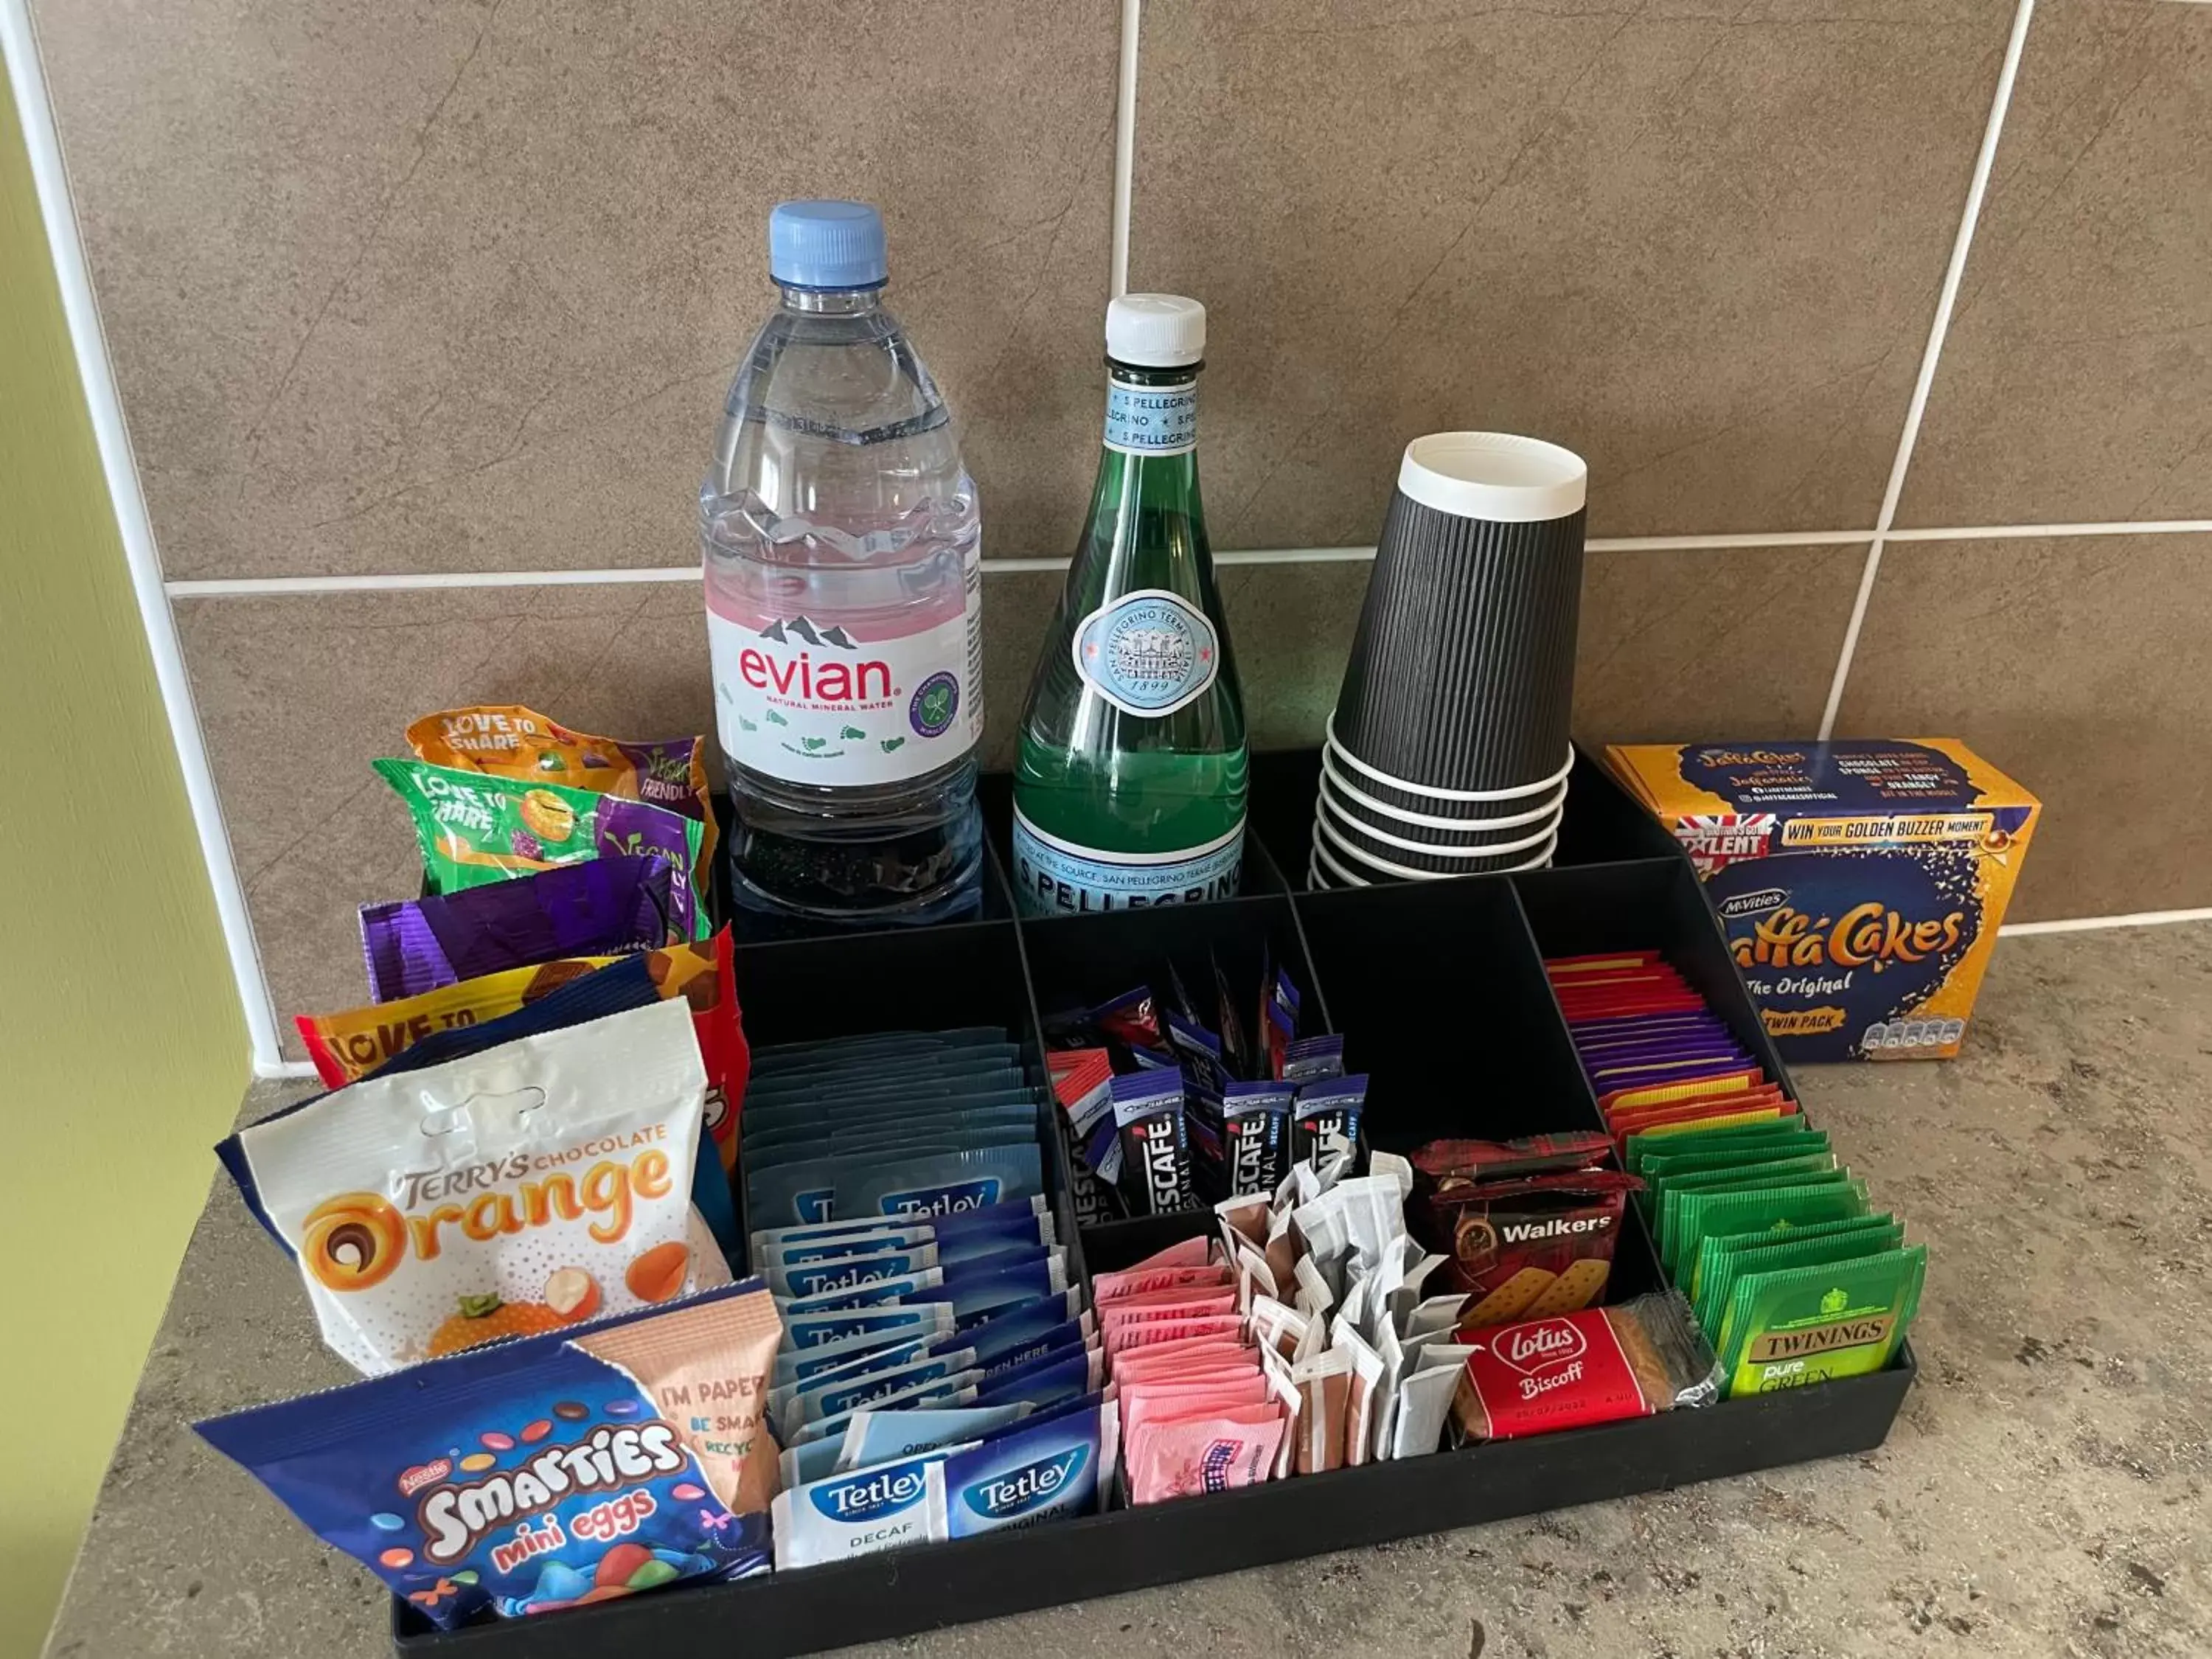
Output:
1604 740 2039 1062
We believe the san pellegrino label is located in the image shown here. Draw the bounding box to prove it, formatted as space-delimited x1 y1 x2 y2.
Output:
1072 588 1220 717
1104 380 1197 456
1012 809 1244 914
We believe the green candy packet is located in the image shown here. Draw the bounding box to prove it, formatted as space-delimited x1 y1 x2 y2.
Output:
1715 1245 1927 1399
1663 1178 1870 1281
1693 1217 1905 1341
375 758 707 939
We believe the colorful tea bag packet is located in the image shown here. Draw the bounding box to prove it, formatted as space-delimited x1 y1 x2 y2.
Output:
224 998 729 1374
750 1195 1054 1270
1635 1116 1924 1395
1545 952 1804 1144
299 929 748 1177
407 705 717 895
1450 1291 1719 1444
196 1280 780 1630
377 758 708 940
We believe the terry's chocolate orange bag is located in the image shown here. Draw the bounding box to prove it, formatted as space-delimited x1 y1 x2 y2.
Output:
232 998 731 1375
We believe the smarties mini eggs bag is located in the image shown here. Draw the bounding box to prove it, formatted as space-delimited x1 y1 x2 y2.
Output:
197 1280 781 1630
229 998 729 1375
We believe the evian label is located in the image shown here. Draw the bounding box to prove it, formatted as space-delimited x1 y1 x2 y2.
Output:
708 570 981 787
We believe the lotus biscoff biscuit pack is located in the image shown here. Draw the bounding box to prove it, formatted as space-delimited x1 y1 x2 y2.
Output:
1604 740 2039 1062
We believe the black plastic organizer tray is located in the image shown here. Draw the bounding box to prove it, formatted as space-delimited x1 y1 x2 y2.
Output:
393 746 1913 1657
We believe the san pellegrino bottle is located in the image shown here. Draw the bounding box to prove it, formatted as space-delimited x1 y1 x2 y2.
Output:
1012 294 1248 914
702 201 984 926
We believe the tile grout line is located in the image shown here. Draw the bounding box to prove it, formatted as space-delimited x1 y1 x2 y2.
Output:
1816 0 2039 742
1109 0 1140 299
159 514 2212 599
2000 908 2212 936
5 0 291 1078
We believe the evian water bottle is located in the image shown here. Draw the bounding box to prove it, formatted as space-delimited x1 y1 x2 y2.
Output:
702 201 984 925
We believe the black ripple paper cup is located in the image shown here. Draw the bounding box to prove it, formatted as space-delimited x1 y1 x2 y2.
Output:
1332 432 1587 794
1319 742 1570 845
1318 765 1565 852
1314 796 1559 879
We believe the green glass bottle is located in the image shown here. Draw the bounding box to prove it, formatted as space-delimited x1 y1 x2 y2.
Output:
1012 294 1249 914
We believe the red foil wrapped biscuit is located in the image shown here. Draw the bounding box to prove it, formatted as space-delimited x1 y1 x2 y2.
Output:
1451 1293 1717 1443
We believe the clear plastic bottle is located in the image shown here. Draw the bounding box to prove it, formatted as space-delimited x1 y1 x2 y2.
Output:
702 201 984 926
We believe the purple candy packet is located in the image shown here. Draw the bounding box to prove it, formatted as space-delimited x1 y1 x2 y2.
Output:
360 854 675 1003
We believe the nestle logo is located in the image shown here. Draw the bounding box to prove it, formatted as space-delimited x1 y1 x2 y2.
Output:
1496 1321 1586 1376
398 1458 451 1498
1718 887 1789 920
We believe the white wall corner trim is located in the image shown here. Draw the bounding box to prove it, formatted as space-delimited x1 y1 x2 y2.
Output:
4 0 290 1076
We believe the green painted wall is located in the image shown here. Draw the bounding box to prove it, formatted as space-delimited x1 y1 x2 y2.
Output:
0 70 251 1658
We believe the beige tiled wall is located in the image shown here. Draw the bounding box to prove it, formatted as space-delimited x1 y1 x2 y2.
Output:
27 0 2212 1052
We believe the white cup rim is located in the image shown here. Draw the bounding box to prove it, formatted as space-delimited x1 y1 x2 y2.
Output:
1325 718 1576 801
1314 806 1559 881
1309 839 1370 889
1399 431 1588 523
1320 749 1570 830
1318 788 1562 858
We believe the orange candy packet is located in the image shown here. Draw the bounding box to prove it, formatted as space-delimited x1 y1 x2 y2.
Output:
408 705 717 893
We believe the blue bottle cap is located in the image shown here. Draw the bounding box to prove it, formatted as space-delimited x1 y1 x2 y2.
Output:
768 201 888 290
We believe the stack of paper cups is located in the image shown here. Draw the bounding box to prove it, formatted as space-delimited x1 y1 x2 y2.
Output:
1310 432 1586 890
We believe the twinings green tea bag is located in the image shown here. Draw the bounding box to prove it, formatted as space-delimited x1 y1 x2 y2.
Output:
1688 1211 1899 1307
1626 1118 1816 1176
375 759 706 938
1715 1245 1926 1397
1636 1132 1832 1181
1658 1167 1851 1270
1692 1217 1904 1341
1663 1179 1868 1282
1649 1154 1840 1232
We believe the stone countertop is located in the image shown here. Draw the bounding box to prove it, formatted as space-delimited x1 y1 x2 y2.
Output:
45 924 2212 1659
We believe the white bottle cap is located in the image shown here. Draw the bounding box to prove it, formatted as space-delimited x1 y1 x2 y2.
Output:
1106 293 1206 367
